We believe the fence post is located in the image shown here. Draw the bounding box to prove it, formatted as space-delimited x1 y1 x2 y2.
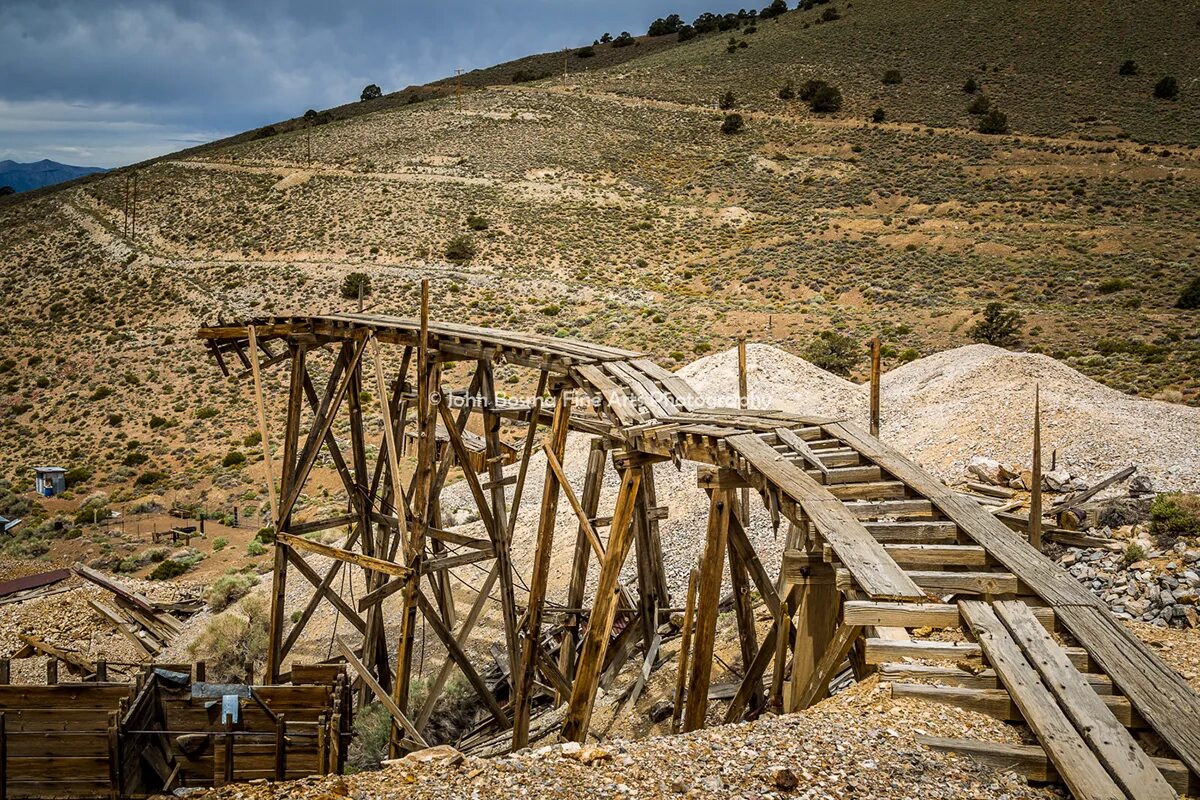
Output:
274 713 286 781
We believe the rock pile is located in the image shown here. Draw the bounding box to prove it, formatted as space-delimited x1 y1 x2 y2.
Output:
1058 541 1200 628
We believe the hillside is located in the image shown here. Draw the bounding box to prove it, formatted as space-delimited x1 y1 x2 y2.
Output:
0 0 1197 527
0 159 106 193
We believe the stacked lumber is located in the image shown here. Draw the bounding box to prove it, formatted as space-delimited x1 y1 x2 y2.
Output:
73 564 188 657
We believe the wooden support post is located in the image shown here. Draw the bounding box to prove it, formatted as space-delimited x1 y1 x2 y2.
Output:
671 566 699 734
247 326 279 525
737 336 750 524
559 438 607 691
1030 384 1043 552
770 599 791 713
46 658 57 685
390 279 436 754
869 334 881 438
95 659 107 682
223 716 234 786
0 712 6 800
478 358 521 675
783 548 837 712
274 714 287 781
0 658 8 685
728 512 762 710
562 467 642 742
683 488 733 732
513 391 570 749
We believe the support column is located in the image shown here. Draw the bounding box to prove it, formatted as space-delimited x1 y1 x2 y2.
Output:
558 437 607 691
682 487 733 732
783 549 838 712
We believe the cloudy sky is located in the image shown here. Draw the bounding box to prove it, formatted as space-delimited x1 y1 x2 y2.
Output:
1 0 717 168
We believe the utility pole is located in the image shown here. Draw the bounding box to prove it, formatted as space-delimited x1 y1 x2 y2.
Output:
455 69 464 110
306 125 312 165
563 47 569 77
1029 384 1043 551
869 335 881 437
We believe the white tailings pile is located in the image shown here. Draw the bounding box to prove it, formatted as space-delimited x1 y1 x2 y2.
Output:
677 342 867 420
878 344 1200 493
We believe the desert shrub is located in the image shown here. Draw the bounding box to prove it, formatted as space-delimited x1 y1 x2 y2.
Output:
778 82 795 100
804 331 860 376
871 107 886 123
222 451 246 468
187 596 269 682
575 45 595 58
897 348 919 363
1097 277 1132 294
1177 276 1200 309
820 6 840 21
212 537 228 551
150 559 190 580
89 386 113 401
969 302 1022 346
360 84 382 102
1150 493 1200 542
1123 542 1146 566
677 25 696 41
720 113 744 134
611 31 636 47
963 77 978 93
1118 59 1138 76
74 504 108 525
882 69 903 85
444 235 476 263
136 470 168 487
123 451 148 467
719 91 736 109
196 406 218 420
511 69 545 83
254 125 277 140
466 213 489 231
978 108 1009 134
799 79 842 112
348 701 391 772
247 540 266 556
149 415 169 429
204 572 258 612
64 466 93 487
341 271 371 300
1154 76 1179 100
967 94 991 115
243 431 262 447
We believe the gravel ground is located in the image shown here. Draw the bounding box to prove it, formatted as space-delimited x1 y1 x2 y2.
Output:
193 676 1061 800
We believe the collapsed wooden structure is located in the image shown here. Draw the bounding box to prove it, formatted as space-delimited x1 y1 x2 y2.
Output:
193 303 1200 799
0 662 349 798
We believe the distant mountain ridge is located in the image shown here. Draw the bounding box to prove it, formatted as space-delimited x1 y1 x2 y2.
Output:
0 159 107 193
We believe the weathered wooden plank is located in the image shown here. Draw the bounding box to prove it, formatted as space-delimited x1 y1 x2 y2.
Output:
958 601 1125 800
276 532 410 578
726 434 922 601
837 569 1017 596
995 600 1174 800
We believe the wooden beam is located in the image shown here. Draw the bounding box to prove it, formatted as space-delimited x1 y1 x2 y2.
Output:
796 622 861 709
562 467 642 742
335 637 427 749
682 487 733 732
993 600 1174 799
958 601 1125 800
559 438 607 691
671 566 699 734
276 532 410 578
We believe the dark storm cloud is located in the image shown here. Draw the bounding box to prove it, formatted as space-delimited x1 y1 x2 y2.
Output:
0 0 717 167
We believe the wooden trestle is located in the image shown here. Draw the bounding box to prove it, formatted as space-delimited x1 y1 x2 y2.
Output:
198 307 1200 799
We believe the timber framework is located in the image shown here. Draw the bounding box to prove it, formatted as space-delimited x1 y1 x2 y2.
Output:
192 300 1200 799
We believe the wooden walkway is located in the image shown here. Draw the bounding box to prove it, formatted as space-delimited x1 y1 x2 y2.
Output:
198 310 1200 798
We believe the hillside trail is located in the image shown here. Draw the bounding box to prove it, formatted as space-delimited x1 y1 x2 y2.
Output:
499 82 1200 158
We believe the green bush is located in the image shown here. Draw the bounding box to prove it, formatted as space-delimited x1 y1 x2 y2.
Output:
88 386 114 402
511 69 545 83
969 302 1022 347
187 596 269 683
212 537 228 551
204 573 258 612
1176 276 1200 309
1154 76 1179 100
247 540 267 556
720 113 744 134
575 45 595 58
445 235 476 263
1118 59 1138 76
978 107 1009 134
778 82 795 100
871 107 886 123
1150 493 1200 542
341 272 371 300
799 79 842 112
150 559 190 580
222 451 246 468
360 84 382 102
882 69 902 85
348 702 391 772
962 77 978 93
967 94 991 115
1097 277 1132 294
466 213 489 231
196 406 218 420
719 91 736 109
136 470 169 487
123 452 148 467
804 331 860 376
64 466 93 487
